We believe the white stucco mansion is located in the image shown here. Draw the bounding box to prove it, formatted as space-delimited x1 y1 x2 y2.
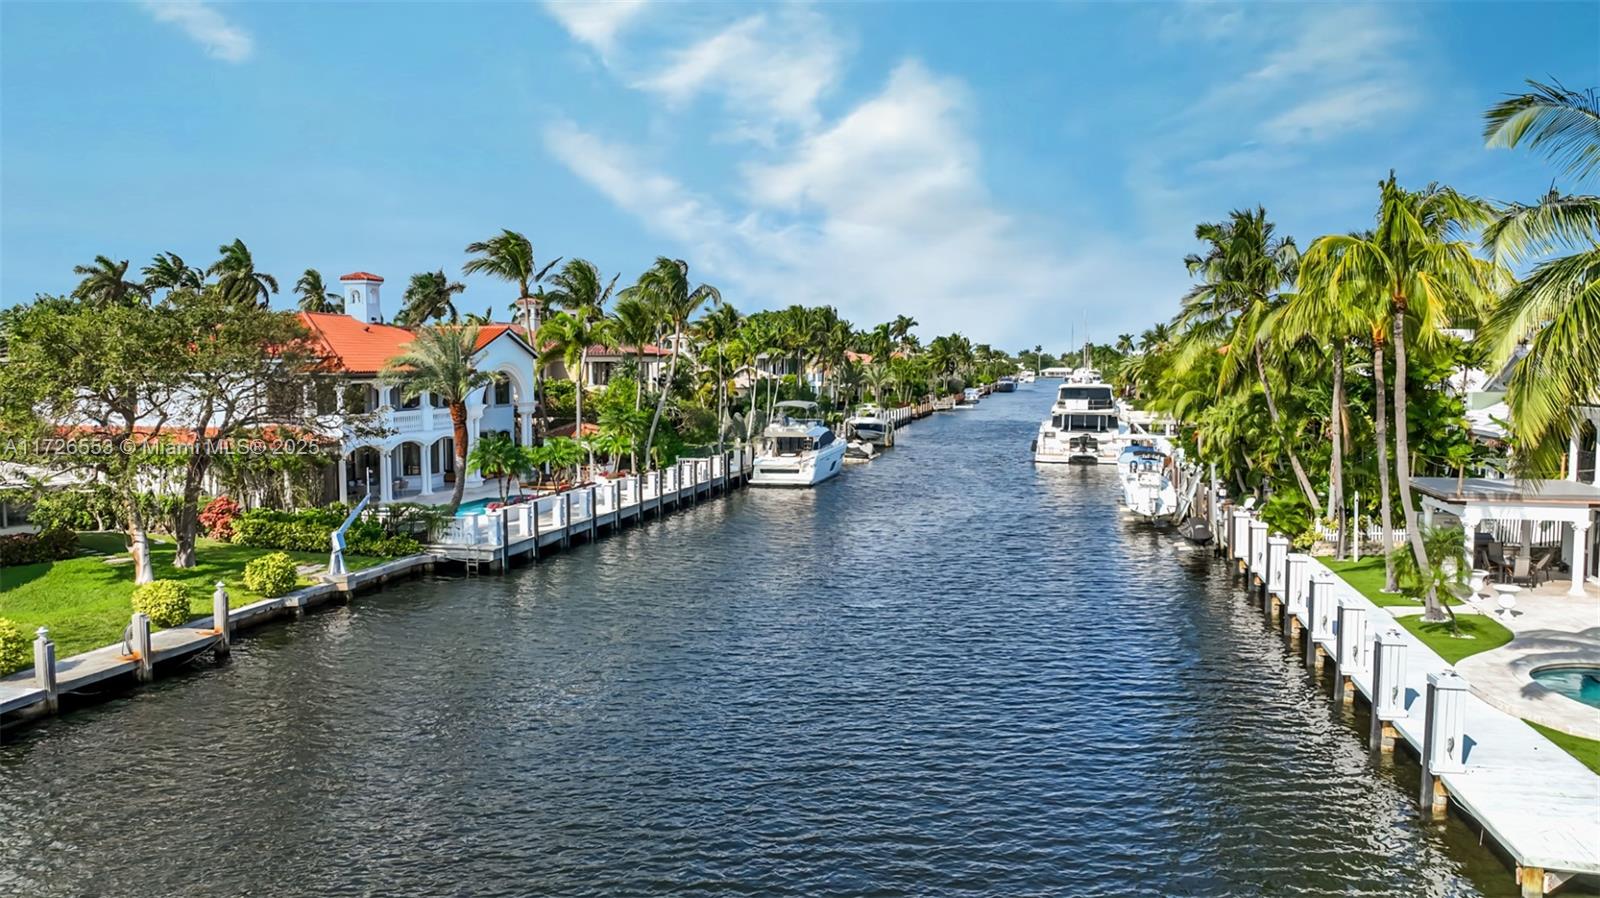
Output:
311 272 666 506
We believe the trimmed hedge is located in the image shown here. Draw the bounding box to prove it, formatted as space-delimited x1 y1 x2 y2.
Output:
131 580 192 628
0 618 28 675
232 506 421 558
0 529 80 567
243 552 298 598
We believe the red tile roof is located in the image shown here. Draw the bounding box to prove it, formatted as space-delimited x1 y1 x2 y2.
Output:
297 312 417 375
339 271 384 282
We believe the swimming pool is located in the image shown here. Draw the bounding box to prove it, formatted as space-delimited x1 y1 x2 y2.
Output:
455 498 497 517
1532 666 1600 709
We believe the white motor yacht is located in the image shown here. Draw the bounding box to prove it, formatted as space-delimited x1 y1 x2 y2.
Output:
844 403 892 446
1033 375 1120 464
750 401 847 487
955 387 982 408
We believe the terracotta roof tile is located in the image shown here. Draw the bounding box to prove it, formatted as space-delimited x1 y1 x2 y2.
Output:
338 271 385 282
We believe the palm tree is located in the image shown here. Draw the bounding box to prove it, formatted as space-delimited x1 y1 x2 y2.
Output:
1177 207 1320 511
539 310 619 450
380 325 499 512
462 230 561 436
396 270 466 326
1481 80 1600 475
141 252 204 297
1303 174 1500 621
467 432 530 502
1115 333 1136 355
611 294 661 411
208 238 278 307
71 255 145 307
889 314 919 352
695 303 743 454
621 258 720 465
293 269 343 313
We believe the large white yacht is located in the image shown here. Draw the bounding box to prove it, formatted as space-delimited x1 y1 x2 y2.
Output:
1032 370 1120 465
750 401 847 487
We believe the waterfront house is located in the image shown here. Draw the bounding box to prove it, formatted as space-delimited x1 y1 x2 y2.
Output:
303 273 542 505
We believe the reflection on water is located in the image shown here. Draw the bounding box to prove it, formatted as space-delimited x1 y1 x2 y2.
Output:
0 384 1538 897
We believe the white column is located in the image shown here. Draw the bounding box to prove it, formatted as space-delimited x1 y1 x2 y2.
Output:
1461 508 1480 578
420 442 434 496
1572 521 1590 596
1569 429 1582 481
1422 502 1434 529
337 452 349 505
379 447 394 503
467 413 485 485
518 403 536 447
422 392 434 431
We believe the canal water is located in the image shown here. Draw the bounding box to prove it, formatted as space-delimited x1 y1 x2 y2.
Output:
0 385 1536 897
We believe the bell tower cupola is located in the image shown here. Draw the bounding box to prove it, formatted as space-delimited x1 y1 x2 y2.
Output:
338 272 385 324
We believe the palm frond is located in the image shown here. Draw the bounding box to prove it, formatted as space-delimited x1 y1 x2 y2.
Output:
1484 79 1600 182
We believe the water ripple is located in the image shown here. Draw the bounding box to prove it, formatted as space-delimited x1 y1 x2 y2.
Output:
0 387 1528 897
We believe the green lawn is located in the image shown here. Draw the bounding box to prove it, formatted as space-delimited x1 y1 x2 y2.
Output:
1 533 382 662
1526 720 1600 776
1396 613 1515 665
1323 557 1464 607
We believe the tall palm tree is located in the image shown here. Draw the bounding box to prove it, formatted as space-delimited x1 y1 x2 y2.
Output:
695 303 743 453
141 252 204 297
611 294 661 411
293 269 343 313
397 270 466 326
1176 207 1320 511
539 310 618 441
208 238 278 307
1481 80 1600 475
889 314 919 353
380 325 499 512
463 230 561 433
542 259 621 445
1303 174 1500 621
1115 333 1136 355
71 255 145 307
622 257 720 465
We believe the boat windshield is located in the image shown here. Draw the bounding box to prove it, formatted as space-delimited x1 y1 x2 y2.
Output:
1056 386 1114 409
1053 413 1112 432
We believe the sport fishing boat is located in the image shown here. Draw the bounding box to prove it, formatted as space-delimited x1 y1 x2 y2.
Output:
1118 444 1178 521
994 376 1017 393
750 401 847 487
844 403 892 446
1032 373 1119 464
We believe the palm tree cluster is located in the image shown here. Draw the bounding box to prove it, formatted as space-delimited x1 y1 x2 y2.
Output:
1119 78 1596 623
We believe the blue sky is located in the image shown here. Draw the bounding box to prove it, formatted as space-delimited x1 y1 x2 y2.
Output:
2 1 1595 351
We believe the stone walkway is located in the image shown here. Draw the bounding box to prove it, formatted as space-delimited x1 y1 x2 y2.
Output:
1455 582 1600 739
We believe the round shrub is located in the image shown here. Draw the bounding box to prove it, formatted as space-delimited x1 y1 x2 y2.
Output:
0 618 29 675
199 495 242 541
131 580 193 628
243 552 298 598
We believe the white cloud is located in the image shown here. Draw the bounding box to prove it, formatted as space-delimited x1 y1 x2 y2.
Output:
543 60 1186 344
632 7 845 139
138 1 253 63
541 0 648 58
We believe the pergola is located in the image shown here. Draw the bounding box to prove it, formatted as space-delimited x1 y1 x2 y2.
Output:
1414 477 1600 597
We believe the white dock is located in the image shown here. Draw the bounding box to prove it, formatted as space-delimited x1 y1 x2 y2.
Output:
1215 499 1600 897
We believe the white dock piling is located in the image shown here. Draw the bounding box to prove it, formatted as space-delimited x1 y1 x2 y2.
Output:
32 628 57 714
1420 670 1469 818
130 612 153 682
1333 599 1366 704
1370 627 1408 752
212 581 231 658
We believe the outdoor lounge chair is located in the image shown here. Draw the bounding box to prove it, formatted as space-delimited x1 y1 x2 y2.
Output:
1484 541 1513 581
1518 548 1559 587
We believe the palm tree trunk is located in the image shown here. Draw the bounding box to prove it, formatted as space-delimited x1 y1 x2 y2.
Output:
1392 309 1445 622
1330 343 1346 560
642 324 681 465
1253 343 1320 510
449 403 469 512
1373 338 1397 591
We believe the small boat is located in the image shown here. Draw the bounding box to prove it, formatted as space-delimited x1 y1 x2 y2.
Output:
994 376 1017 393
1176 517 1213 544
844 403 893 446
955 387 982 408
1119 445 1178 521
1020 371 1037 384
750 401 847 487
844 440 879 463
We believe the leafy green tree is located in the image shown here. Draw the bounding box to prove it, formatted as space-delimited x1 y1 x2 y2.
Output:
381 325 500 512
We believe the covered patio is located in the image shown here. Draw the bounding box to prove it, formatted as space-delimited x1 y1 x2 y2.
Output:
1414 476 1600 597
